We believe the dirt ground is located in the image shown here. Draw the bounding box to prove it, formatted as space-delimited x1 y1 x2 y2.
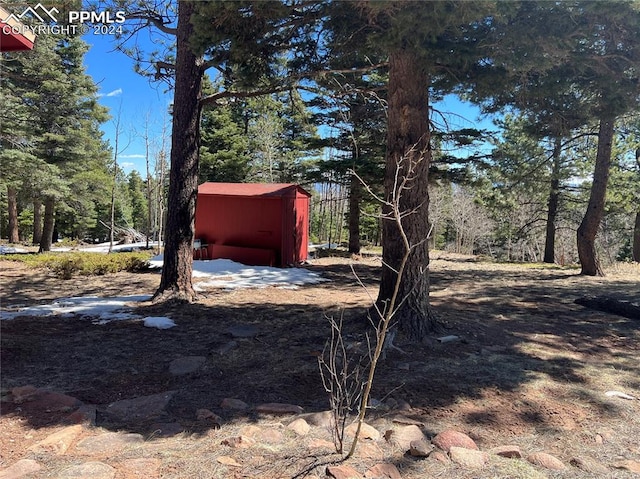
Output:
1 253 639 478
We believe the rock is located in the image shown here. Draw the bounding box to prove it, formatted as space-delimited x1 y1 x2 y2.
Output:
430 451 450 464
9 386 39 403
238 424 262 437
169 356 206 375
432 429 478 452
220 398 249 410
449 446 490 469
354 442 384 461
239 424 284 444
409 439 433 457
345 422 381 441
385 425 426 451
28 425 83 455
221 436 256 449
364 463 402 479
307 438 335 449
489 445 522 459
255 403 304 415
29 390 82 413
217 456 242 467
390 415 422 426
0 459 41 479
570 456 609 474
226 324 259 338
613 459 640 473
104 391 176 422
75 432 144 455
301 410 334 428
288 418 311 436
65 405 97 426
527 452 566 471
215 340 238 355
149 422 184 437
259 428 285 444
118 458 162 479
196 408 222 427
326 464 363 479
56 461 115 479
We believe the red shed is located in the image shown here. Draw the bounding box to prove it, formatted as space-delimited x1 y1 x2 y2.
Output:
194 182 311 267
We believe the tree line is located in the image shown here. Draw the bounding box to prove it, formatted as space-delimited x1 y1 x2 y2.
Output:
1 1 639 341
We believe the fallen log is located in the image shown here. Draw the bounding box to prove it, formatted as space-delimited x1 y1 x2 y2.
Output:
574 296 640 320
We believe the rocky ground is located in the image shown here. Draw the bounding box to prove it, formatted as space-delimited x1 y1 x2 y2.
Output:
1 254 639 478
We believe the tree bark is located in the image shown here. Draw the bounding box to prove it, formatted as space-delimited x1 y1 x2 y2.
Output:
38 196 55 253
33 198 42 245
543 137 562 263
7 186 19 243
375 49 437 341
348 171 361 254
633 211 640 263
153 0 203 303
577 116 615 276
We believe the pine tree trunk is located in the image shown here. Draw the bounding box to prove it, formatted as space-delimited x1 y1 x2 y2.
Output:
348 172 361 254
38 196 55 253
543 137 562 263
7 186 19 243
33 198 42 245
375 49 437 341
577 116 615 276
633 211 640 263
153 0 202 303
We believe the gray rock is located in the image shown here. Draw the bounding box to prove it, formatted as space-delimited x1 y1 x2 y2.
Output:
0 459 41 479
226 324 259 338
449 446 490 469
75 432 144 454
409 439 433 457
104 391 176 422
55 461 115 479
570 456 609 474
527 452 566 471
386 424 426 451
169 356 206 375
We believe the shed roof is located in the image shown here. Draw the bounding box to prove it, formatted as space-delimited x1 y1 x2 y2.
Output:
198 182 311 198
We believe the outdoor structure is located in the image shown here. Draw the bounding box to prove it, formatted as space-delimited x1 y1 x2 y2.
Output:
194 182 311 267
0 6 36 51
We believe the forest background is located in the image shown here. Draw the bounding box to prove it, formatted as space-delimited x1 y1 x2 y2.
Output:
1 0 639 269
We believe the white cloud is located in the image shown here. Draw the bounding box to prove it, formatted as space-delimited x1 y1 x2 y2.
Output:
105 88 123 97
119 154 146 159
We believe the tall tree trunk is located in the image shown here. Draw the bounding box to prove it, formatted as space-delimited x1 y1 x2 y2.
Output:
376 49 436 341
7 186 19 243
38 196 55 253
153 0 203 303
543 137 562 263
577 116 615 276
633 211 640 263
32 198 43 245
348 171 361 254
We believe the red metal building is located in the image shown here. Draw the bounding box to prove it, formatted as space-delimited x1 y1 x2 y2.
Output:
194 183 311 267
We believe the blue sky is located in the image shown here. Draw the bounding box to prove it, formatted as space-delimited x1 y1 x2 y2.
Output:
82 32 173 174
82 31 496 176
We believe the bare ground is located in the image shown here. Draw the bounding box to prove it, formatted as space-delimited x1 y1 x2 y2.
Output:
1 254 639 478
